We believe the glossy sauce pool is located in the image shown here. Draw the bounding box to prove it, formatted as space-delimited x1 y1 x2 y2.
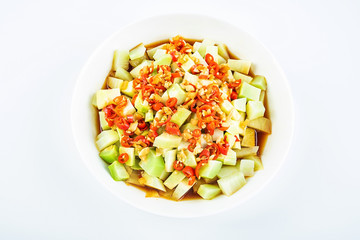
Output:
95 38 270 201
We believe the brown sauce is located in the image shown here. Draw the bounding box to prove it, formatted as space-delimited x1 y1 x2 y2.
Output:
95 38 270 201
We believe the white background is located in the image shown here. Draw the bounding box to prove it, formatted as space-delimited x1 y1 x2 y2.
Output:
1 0 359 239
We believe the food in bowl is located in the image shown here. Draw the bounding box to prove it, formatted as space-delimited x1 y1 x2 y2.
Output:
91 35 271 201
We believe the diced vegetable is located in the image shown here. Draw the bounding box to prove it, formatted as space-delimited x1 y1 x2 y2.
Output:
139 149 165 178
192 42 201 52
217 166 239 179
121 81 136 97
239 159 255 176
220 100 235 115
226 120 243 136
170 107 191 127
99 145 119 164
199 160 223 179
107 77 123 89
96 129 119 151
180 123 199 132
164 149 177 172
232 98 247 112
99 111 110 130
250 75 267 90
183 72 199 84
242 155 263 171
145 109 154 122
248 117 271 134
153 132 182 149
218 55 226 64
159 170 170 181
115 67 133 81
119 147 135 167
228 59 251 74
238 82 261 101
233 72 253 83
129 43 146 60
134 92 150 113
184 149 197 168
172 178 195 200
246 101 265 120
161 83 187 105
198 39 215 57
129 55 147 68
192 51 208 66
234 147 259 158
217 172 246 196
108 161 129 181
154 54 172 66
130 60 152 78
147 44 166 59
218 149 237 165
153 49 167 60
112 50 129 71
140 172 166 191
205 46 218 63
217 43 230 60
198 184 221 200
212 129 224 142
181 58 195 72
164 170 185 189
242 128 256 147
96 89 120 109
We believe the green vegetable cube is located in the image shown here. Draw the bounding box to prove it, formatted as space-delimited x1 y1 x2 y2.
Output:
199 160 223 179
239 159 255 176
250 75 267 90
238 82 261 101
99 145 119 164
170 107 191 127
108 161 129 181
246 101 265 120
197 184 221 200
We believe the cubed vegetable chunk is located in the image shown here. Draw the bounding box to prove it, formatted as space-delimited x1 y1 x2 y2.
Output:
238 82 261 101
199 160 223 179
198 184 221 200
217 172 246 196
248 117 271 134
153 133 182 149
246 101 265 120
108 161 129 181
239 159 255 176
170 107 191 127
228 59 251 74
96 130 119 151
96 89 120 109
99 145 119 164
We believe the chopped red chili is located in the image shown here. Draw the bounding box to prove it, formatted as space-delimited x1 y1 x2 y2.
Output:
166 97 177 108
173 160 184 171
165 122 181 135
118 153 129 163
152 102 164 111
121 136 132 148
195 159 208 178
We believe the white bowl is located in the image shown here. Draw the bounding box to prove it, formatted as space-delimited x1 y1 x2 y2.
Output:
71 14 294 218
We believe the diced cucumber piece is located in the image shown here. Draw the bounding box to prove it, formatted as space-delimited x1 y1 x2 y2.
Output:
121 81 136 97
119 147 135 167
224 132 236 148
192 42 201 52
217 172 246 196
147 44 166 59
233 72 253 83
115 67 133 81
99 145 119 164
134 92 150 113
130 60 152 78
197 184 221 200
161 83 186 105
108 161 129 181
140 172 166 191
192 51 208 66
246 101 265 120
184 149 197 168
250 75 267 90
218 55 226 65
96 89 120 109
164 170 186 189
154 54 172 66
248 117 271 134
129 55 147 68
212 128 224 142
242 155 263 171
153 49 167 60
153 132 182 149
131 158 143 170
233 141 241 150
220 100 235 114
170 107 191 127
226 120 243 136
91 94 97 108
219 149 237 165
112 50 129 71
242 128 256 147
235 147 259 158
180 123 199 132
107 77 123 90
159 170 170 181
139 149 165 178
199 160 223 179
183 72 199 85
164 149 177 172
231 109 242 121
172 178 195 200
239 159 255 176
238 82 261 101
145 109 154 122
96 130 119 151
198 39 215 57
217 166 239 178
228 59 251 74
259 90 265 103
129 43 146 60
99 111 110 130
232 98 247 112
205 46 218 63
121 98 136 116
217 43 230 60
177 141 190 151
181 58 195 72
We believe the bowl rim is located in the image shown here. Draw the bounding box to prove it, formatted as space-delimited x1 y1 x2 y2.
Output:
71 13 295 218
